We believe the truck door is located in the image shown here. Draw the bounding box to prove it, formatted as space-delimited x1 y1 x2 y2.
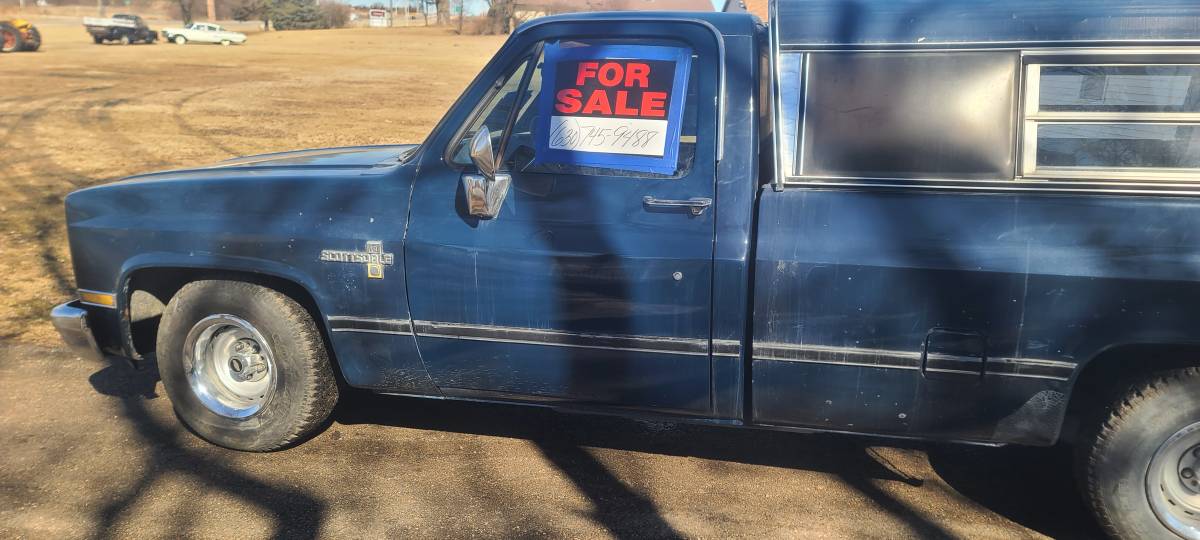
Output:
404 22 721 415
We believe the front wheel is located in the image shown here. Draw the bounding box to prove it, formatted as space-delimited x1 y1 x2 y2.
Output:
173 35 186 45
119 34 131 46
0 23 22 53
1081 367 1200 539
157 280 338 451
220 39 231 46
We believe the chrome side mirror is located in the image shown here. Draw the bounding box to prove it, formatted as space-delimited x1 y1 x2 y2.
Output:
469 127 497 179
462 127 511 219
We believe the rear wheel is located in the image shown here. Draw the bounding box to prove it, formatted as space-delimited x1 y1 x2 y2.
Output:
220 39 231 46
157 280 338 451
22 26 39 51
1081 367 1200 539
173 35 186 45
92 35 103 44
0 23 22 53
119 34 131 46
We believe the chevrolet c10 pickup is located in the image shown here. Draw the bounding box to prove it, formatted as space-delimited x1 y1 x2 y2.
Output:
51 1 1200 538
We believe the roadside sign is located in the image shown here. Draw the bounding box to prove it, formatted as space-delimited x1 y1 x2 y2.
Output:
368 9 391 27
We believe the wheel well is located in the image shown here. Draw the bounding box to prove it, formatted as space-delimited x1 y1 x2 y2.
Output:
1062 343 1200 444
123 268 330 363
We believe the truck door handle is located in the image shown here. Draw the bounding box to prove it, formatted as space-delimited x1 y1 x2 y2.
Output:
642 196 712 216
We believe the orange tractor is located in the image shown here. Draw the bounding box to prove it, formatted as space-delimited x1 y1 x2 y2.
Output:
0 19 42 53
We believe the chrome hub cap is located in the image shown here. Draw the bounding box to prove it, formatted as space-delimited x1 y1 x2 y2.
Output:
1148 421 1200 539
183 315 276 418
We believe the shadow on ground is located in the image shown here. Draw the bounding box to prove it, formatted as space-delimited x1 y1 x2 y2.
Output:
88 356 326 539
86 355 1103 538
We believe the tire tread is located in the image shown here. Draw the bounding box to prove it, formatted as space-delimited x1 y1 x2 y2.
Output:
1080 366 1200 539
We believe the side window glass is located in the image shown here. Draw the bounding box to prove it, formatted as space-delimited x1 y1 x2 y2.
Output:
1024 63 1200 179
795 51 1017 180
449 58 532 166
449 38 699 179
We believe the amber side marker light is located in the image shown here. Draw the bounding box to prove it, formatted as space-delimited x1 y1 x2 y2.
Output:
79 290 116 308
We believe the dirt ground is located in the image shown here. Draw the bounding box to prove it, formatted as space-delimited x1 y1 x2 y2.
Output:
1 19 1103 540
0 19 506 346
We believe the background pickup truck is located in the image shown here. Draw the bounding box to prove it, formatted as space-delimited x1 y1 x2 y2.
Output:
83 15 157 45
51 2 1200 539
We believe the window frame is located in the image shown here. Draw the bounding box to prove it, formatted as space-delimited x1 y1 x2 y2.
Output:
772 47 1200 193
1020 58 1200 182
441 47 538 170
441 37 705 180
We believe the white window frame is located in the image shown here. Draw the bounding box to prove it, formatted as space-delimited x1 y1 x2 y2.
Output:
1021 61 1200 182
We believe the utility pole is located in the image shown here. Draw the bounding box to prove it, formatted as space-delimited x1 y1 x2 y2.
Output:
207 0 216 22
457 0 463 33
389 0 394 27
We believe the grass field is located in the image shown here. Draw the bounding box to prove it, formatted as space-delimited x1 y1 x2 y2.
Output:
0 20 505 345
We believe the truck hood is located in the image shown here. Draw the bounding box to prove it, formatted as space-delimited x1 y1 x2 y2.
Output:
212 144 419 169
110 144 419 185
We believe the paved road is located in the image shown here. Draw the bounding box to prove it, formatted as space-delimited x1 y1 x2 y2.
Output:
0 344 1102 538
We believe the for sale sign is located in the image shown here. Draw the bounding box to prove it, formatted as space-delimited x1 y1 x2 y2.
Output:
534 43 692 175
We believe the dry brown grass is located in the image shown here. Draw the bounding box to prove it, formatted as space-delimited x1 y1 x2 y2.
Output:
0 19 505 345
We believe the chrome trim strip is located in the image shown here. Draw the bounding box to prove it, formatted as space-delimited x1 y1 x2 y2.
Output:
987 357 1076 381
712 339 742 357
768 0 785 191
78 288 118 309
753 342 1076 381
781 177 1200 196
412 320 711 356
327 316 413 335
756 342 924 370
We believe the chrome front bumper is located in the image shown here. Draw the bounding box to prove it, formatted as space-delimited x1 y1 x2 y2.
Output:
51 300 103 360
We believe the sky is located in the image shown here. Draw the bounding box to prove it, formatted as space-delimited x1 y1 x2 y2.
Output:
343 0 491 16
341 0 727 17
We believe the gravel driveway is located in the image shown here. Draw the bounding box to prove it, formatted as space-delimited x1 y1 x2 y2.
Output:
0 343 1104 539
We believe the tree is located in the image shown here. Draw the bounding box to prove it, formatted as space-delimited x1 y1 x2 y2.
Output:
271 0 323 30
483 0 514 34
230 0 272 29
176 0 197 25
435 0 451 24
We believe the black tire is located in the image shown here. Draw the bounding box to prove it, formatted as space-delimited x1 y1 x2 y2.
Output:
0 23 22 53
1080 367 1200 539
157 280 338 451
22 26 39 51
93 35 104 45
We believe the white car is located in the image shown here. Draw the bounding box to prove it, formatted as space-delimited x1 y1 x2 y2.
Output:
161 22 246 46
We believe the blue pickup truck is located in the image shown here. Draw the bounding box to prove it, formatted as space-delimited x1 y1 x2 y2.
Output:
51 1 1200 537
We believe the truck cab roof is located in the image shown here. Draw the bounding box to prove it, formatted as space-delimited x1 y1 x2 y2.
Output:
774 0 1200 48
515 10 761 37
